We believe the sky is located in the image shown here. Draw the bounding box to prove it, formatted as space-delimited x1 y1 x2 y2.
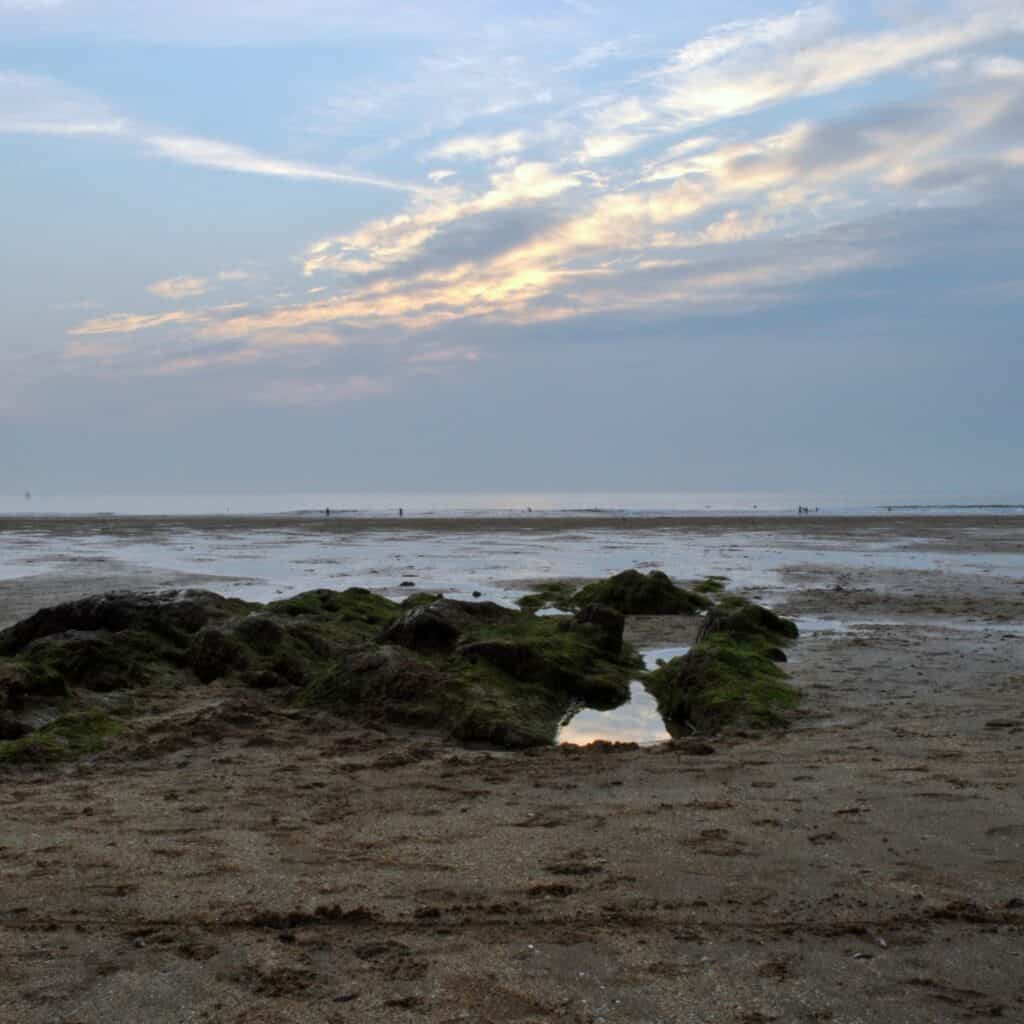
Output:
1 0 1022 500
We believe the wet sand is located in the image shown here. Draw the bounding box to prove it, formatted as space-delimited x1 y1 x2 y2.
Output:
3 510 1024 541
1 516 1023 1022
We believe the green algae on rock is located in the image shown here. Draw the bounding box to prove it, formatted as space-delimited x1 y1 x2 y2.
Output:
0 579 801 758
573 570 710 615
519 571 710 616
0 587 645 757
303 597 640 748
0 709 124 764
693 575 729 595
645 597 800 735
516 581 579 614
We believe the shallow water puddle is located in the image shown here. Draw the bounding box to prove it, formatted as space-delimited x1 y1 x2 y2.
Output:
797 616 852 635
558 682 671 745
558 645 691 745
796 615 1024 636
642 646 691 669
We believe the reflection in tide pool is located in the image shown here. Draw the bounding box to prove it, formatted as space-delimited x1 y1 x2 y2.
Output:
558 646 692 745
558 682 671 746
643 646 691 669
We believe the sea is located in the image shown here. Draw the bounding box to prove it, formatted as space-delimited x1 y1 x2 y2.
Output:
2 489 1023 517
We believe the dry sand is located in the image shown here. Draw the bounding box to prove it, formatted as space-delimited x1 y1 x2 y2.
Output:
1 516 1023 1023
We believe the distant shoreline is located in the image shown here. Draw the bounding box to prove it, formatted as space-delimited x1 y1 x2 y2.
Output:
2 512 1024 534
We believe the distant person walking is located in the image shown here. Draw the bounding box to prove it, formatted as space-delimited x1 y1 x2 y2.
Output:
399 507 404 517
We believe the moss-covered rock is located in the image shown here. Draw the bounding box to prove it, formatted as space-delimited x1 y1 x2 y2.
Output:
693 576 728 594
6 574 799 757
646 597 800 735
267 587 396 625
0 590 252 657
235 615 286 655
572 570 710 615
300 598 640 746
378 605 461 654
700 595 799 641
21 630 157 693
189 626 252 683
568 604 625 654
516 581 578 614
0 710 123 764
455 640 547 678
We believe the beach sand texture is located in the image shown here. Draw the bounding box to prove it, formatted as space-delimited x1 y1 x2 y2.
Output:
1 515 1022 1023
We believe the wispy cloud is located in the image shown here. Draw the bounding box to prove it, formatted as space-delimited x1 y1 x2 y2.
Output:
0 1 66 13
50 2 1024 399
304 162 584 276
430 131 526 161
0 70 424 192
69 310 205 336
0 71 126 136
254 375 393 406
142 133 421 192
979 56 1024 78
652 4 1023 127
148 276 210 300
407 346 480 365
146 348 262 376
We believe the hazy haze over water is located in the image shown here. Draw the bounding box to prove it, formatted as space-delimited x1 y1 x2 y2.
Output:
3 491 1024 517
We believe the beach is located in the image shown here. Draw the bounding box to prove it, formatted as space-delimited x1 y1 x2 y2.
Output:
1 515 1023 1022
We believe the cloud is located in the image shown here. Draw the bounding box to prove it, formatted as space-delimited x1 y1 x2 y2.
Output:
148 276 210 300
142 133 421 191
0 70 424 193
407 346 480 364
653 5 1024 127
430 131 525 161
0 1 65 11
64 337 134 359
197 324 346 348
76 59 1024 357
146 349 262 376
0 70 127 136
304 161 584 276
69 310 206 336
254 375 393 406
665 5 838 76
177 64 1022 340
979 56 1024 79
315 51 557 151
561 40 629 71
0 1 593 46
48 2 1024 403
550 2 1024 173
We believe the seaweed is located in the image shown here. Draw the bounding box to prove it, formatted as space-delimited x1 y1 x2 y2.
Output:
645 597 800 735
300 600 641 747
693 575 728 594
0 576 800 759
572 570 710 615
0 710 124 764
